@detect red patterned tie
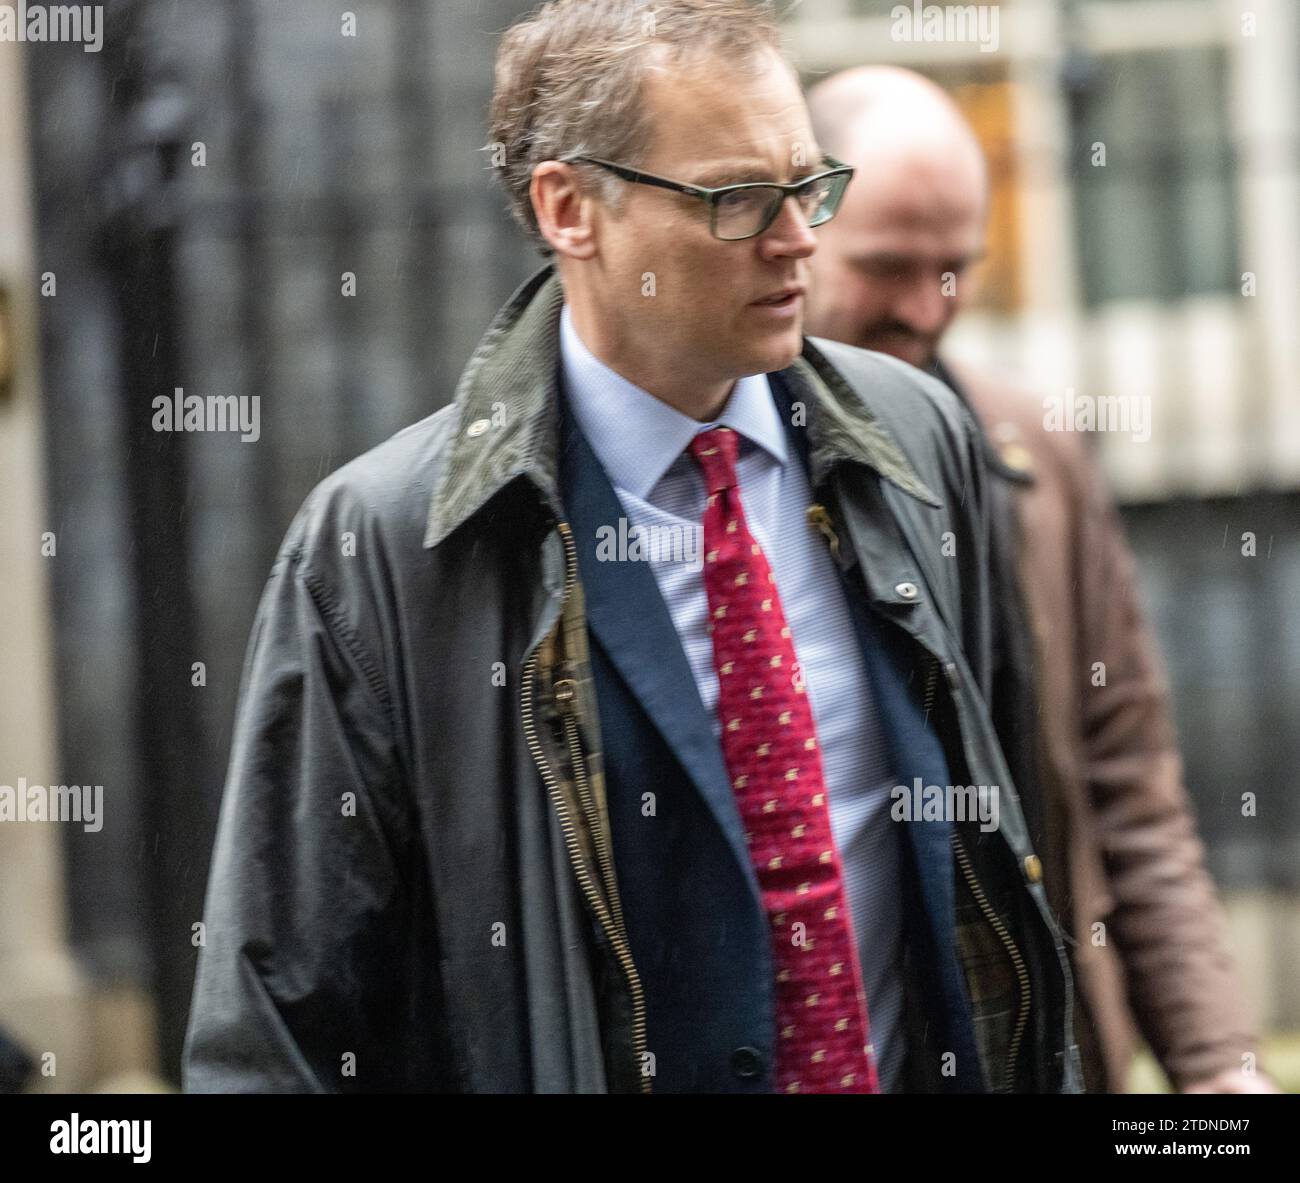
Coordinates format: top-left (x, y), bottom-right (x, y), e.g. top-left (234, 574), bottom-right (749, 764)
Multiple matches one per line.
top-left (689, 426), bottom-right (880, 1094)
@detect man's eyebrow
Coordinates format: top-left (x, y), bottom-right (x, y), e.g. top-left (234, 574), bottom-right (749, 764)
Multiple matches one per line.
top-left (849, 250), bottom-right (988, 269)
top-left (689, 157), bottom-right (826, 188)
top-left (848, 251), bottom-right (915, 269)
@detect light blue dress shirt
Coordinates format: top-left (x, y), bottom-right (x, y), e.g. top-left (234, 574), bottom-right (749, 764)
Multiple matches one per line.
top-left (558, 303), bottom-right (907, 1090)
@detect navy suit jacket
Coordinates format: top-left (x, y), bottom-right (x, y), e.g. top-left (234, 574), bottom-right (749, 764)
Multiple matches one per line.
top-left (558, 370), bottom-right (985, 1093)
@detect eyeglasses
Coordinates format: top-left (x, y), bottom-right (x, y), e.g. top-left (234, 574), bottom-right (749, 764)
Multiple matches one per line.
top-left (563, 154), bottom-right (856, 241)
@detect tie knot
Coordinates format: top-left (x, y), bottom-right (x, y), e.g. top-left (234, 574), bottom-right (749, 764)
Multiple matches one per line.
top-left (688, 427), bottom-right (741, 496)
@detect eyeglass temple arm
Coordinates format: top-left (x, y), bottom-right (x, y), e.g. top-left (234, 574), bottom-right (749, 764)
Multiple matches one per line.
top-left (567, 156), bottom-right (710, 199)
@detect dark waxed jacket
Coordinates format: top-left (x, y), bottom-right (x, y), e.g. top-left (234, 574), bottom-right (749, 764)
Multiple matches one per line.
top-left (181, 265), bottom-right (1084, 1093)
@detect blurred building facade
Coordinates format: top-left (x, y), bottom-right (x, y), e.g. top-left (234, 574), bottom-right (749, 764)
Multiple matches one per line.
top-left (0, 31), bottom-right (96, 1094)
top-left (12, 0), bottom-right (544, 1088)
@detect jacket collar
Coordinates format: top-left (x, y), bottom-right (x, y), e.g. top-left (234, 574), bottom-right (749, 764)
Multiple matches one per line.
top-left (931, 356), bottom-right (1035, 488)
top-left (425, 263), bottom-right (937, 549)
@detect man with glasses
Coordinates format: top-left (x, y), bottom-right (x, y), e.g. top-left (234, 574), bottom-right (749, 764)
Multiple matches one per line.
top-left (184, 0), bottom-right (1082, 1094)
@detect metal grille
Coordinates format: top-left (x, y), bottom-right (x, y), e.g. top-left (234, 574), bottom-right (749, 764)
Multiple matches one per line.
top-left (28, 0), bottom-right (538, 1079)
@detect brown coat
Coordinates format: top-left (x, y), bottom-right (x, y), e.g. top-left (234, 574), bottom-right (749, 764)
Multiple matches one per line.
top-left (948, 359), bottom-right (1258, 1092)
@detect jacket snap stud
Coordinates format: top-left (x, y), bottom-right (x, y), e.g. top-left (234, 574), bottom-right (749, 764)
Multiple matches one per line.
top-left (894, 581), bottom-right (919, 600)
top-left (466, 418), bottom-right (492, 438)
top-left (730, 1046), bottom-right (764, 1079)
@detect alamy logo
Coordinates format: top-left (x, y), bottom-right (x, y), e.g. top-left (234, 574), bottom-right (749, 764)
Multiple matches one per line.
top-left (50, 1114), bottom-right (150, 1163)
top-left (0, 3), bottom-right (103, 52)
top-left (890, 777), bottom-right (1000, 833)
top-left (594, 517), bottom-right (703, 572)
top-left (1043, 388), bottom-right (1152, 443)
top-left (890, 3), bottom-right (1001, 54)
top-left (0, 778), bottom-right (102, 832)
top-left (152, 387), bottom-right (261, 443)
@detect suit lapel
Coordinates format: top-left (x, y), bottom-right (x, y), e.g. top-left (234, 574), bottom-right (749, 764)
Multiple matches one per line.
top-left (558, 397), bottom-right (759, 897)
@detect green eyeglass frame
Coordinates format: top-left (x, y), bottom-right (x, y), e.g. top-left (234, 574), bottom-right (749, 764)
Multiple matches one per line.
top-left (563, 154), bottom-right (856, 241)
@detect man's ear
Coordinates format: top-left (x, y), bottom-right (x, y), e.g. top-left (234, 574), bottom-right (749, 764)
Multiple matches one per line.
top-left (531, 162), bottom-right (598, 260)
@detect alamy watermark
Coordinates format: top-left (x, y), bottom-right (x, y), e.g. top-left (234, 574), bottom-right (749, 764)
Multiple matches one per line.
top-left (0, 3), bottom-right (103, 52)
top-left (891, 777), bottom-right (1000, 833)
top-left (50, 1114), bottom-right (150, 1163)
top-left (152, 387), bottom-right (261, 443)
top-left (1043, 388), bottom-right (1152, 443)
top-left (890, 3), bottom-right (1000, 54)
top-left (1, 778), bottom-right (102, 832)
top-left (595, 517), bottom-right (703, 572)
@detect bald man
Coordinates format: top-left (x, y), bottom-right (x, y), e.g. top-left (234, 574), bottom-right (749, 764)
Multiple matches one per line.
top-left (804, 66), bottom-right (1274, 1095)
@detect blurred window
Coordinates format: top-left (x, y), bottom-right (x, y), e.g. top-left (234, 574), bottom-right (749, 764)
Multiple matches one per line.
top-left (951, 78), bottom-right (1021, 314)
top-left (1070, 47), bottom-right (1239, 305)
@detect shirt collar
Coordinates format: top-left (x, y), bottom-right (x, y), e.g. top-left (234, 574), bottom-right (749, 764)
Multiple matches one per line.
top-left (559, 302), bottom-right (788, 500)
top-left (424, 264), bottom-right (940, 552)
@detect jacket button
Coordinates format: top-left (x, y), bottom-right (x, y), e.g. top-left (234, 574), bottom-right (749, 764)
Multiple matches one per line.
top-left (894, 581), bottom-right (919, 600)
top-left (1023, 854), bottom-right (1043, 884)
top-left (730, 1046), bottom-right (764, 1079)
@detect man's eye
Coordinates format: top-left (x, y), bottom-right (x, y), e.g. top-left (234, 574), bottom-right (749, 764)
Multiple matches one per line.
top-left (855, 259), bottom-right (906, 279)
top-left (717, 189), bottom-right (768, 208)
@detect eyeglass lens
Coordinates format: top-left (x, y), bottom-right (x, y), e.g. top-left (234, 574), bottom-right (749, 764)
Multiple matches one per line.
top-left (713, 174), bottom-right (844, 240)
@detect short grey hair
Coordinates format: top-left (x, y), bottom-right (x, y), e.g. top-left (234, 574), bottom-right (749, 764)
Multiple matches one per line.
top-left (488, 0), bottom-right (785, 254)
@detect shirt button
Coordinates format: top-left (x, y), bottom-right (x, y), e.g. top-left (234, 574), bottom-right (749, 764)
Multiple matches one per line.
top-left (466, 418), bottom-right (492, 438)
top-left (730, 1046), bottom-right (765, 1080)
top-left (894, 581), bottom-right (919, 600)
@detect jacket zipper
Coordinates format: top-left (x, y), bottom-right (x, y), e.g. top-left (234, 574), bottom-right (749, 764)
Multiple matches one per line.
top-left (552, 524), bottom-right (636, 952)
top-left (928, 649), bottom-right (1033, 1092)
top-left (812, 498), bottom-right (1033, 1093)
top-left (951, 826), bottom-right (1033, 1092)
top-left (922, 652), bottom-right (938, 723)
top-left (519, 521), bottom-right (650, 1094)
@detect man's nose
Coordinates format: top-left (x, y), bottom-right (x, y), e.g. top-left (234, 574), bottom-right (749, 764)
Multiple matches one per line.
top-left (892, 277), bottom-right (952, 336)
top-left (758, 195), bottom-right (817, 259)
